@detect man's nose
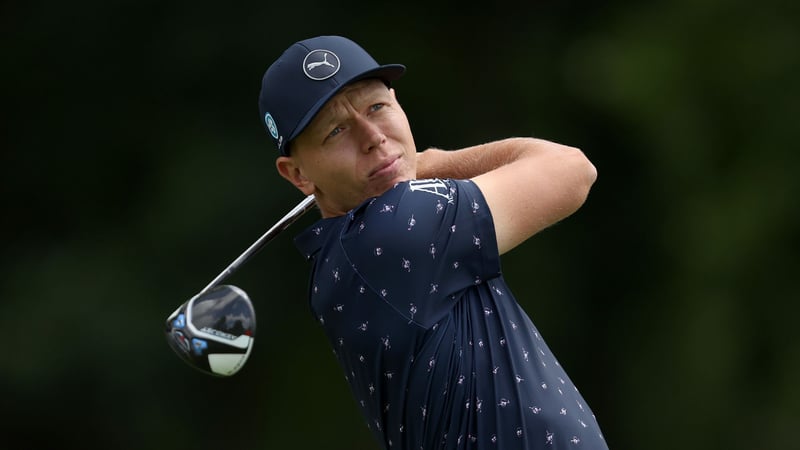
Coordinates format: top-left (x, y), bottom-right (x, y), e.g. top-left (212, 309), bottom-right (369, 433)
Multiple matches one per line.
top-left (354, 116), bottom-right (386, 153)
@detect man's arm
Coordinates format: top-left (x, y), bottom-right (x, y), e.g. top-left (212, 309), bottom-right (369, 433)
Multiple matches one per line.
top-left (415, 137), bottom-right (597, 255)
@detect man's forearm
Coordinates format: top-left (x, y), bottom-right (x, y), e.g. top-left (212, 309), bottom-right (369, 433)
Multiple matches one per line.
top-left (415, 137), bottom-right (554, 180)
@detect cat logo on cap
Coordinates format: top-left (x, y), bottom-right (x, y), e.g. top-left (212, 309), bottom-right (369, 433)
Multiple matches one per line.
top-left (303, 49), bottom-right (340, 81)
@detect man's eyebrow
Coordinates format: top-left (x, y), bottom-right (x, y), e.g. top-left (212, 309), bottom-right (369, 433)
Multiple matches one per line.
top-left (310, 100), bottom-right (343, 130)
top-left (312, 86), bottom-right (389, 132)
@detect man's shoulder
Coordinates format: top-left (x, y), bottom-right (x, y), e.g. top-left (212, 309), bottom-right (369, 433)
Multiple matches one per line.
top-left (376, 178), bottom-right (476, 206)
top-left (356, 179), bottom-right (453, 217)
top-left (406, 178), bottom-right (455, 202)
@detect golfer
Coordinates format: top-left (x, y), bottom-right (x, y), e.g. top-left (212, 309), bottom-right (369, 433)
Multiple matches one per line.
top-left (259, 35), bottom-right (608, 449)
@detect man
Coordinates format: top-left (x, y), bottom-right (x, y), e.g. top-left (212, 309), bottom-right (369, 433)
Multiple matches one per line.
top-left (258, 35), bottom-right (607, 449)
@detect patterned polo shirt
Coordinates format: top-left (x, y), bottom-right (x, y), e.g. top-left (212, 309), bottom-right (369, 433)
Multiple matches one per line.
top-left (294, 178), bottom-right (607, 449)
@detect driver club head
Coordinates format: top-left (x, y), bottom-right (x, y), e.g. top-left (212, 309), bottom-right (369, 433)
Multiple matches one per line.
top-left (165, 285), bottom-right (256, 377)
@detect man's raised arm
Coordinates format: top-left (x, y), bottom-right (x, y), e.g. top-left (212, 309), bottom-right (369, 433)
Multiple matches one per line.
top-left (416, 137), bottom-right (597, 254)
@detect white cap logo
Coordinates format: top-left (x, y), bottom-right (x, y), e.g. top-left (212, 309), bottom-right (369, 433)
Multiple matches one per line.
top-left (303, 49), bottom-right (340, 81)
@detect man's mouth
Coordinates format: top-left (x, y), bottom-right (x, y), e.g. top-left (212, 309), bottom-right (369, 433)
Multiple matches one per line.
top-left (368, 155), bottom-right (400, 178)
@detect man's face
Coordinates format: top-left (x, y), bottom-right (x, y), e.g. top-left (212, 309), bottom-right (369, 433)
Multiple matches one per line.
top-left (280, 79), bottom-right (417, 217)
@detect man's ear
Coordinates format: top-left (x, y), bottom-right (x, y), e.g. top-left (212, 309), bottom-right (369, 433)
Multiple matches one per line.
top-left (276, 156), bottom-right (315, 196)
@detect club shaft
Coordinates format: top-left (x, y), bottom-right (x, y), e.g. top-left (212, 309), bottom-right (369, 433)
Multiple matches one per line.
top-left (198, 194), bottom-right (316, 296)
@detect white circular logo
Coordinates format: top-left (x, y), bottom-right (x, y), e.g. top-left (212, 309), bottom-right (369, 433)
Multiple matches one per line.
top-left (302, 49), bottom-right (340, 81)
top-left (264, 113), bottom-right (278, 139)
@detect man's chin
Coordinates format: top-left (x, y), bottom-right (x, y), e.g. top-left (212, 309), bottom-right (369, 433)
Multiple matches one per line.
top-left (372, 176), bottom-right (411, 196)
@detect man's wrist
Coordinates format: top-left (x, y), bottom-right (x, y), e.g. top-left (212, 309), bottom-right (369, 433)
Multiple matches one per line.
top-left (415, 148), bottom-right (446, 179)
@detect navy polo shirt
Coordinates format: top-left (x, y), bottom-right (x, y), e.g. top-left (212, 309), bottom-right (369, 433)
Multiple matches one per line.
top-left (295, 178), bottom-right (607, 449)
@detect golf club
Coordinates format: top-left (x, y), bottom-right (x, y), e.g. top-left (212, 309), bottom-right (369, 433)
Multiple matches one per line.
top-left (165, 194), bottom-right (316, 376)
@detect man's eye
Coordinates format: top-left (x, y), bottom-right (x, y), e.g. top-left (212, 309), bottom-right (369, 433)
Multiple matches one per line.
top-left (328, 126), bottom-right (342, 138)
top-left (370, 103), bottom-right (384, 112)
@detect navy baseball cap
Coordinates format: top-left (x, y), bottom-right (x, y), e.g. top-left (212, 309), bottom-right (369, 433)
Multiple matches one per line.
top-left (258, 35), bottom-right (406, 156)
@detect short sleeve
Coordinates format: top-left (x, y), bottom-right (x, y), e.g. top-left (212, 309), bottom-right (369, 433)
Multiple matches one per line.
top-left (339, 178), bottom-right (501, 327)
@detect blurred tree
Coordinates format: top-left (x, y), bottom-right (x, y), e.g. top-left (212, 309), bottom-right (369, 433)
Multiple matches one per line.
top-left (2, 0), bottom-right (797, 449)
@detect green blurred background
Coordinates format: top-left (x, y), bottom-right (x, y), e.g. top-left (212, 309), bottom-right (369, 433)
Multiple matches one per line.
top-left (3, 0), bottom-right (799, 448)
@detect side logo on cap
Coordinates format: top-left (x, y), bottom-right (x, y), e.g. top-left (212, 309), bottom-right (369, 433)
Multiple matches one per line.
top-left (264, 113), bottom-right (279, 139)
top-left (303, 49), bottom-right (340, 81)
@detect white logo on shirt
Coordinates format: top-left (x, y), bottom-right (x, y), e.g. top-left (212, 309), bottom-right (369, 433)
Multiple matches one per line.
top-left (409, 179), bottom-right (453, 201)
